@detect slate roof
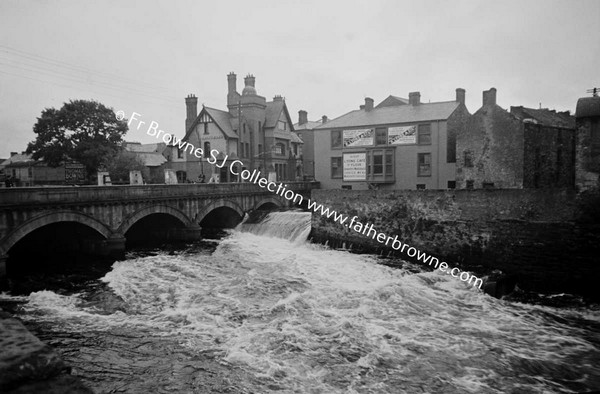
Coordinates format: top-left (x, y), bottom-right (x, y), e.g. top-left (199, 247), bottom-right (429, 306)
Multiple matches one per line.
top-left (293, 120), bottom-right (322, 130)
top-left (511, 106), bottom-right (575, 129)
top-left (315, 101), bottom-right (461, 129)
top-left (204, 107), bottom-right (238, 138)
top-left (265, 100), bottom-right (284, 128)
top-left (125, 142), bottom-right (166, 153)
top-left (290, 132), bottom-right (303, 143)
top-left (134, 152), bottom-right (167, 167)
top-left (0, 153), bottom-right (33, 167)
top-left (376, 95), bottom-right (409, 108)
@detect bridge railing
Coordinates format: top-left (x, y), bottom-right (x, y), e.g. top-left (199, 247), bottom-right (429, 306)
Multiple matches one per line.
top-left (0, 181), bottom-right (320, 207)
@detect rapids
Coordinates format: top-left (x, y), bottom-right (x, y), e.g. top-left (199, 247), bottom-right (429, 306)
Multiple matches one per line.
top-left (1, 211), bottom-right (599, 393)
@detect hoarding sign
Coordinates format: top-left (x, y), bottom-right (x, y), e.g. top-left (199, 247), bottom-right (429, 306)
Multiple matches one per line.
top-left (388, 125), bottom-right (417, 145)
top-left (65, 163), bottom-right (86, 183)
top-left (343, 129), bottom-right (373, 147)
top-left (343, 152), bottom-right (366, 181)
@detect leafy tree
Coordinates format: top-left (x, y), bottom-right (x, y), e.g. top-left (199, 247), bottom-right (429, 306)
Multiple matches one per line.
top-left (104, 149), bottom-right (149, 184)
top-left (26, 100), bottom-right (128, 179)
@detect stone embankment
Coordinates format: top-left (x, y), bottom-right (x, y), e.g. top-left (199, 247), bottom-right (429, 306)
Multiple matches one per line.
top-left (309, 188), bottom-right (600, 300)
top-left (0, 310), bottom-right (92, 393)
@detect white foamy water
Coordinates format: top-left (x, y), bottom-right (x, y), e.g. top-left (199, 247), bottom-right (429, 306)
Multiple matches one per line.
top-left (6, 212), bottom-right (600, 393)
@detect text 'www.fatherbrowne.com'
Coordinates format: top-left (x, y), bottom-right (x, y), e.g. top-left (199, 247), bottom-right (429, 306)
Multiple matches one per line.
top-left (117, 110), bottom-right (483, 289)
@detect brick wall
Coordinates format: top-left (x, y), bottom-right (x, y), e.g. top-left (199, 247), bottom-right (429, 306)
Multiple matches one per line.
top-left (309, 189), bottom-right (600, 300)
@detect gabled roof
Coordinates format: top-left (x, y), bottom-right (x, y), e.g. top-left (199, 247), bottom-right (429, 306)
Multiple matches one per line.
top-left (1, 153), bottom-right (32, 167)
top-left (315, 101), bottom-right (460, 129)
top-left (290, 132), bottom-right (303, 143)
top-left (265, 100), bottom-right (295, 131)
top-left (510, 106), bottom-right (575, 129)
top-left (376, 95), bottom-right (409, 108)
top-left (183, 106), bottom-right (238, 143)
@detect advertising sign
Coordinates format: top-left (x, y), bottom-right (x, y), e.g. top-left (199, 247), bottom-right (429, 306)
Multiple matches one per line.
top-left (65, 162), bottom-right (86, 183)
top-left (343, 152), bottom-right (366, 181)
top-left (343, 129), bottom-right (373, 147)
top-left (388, 125), bottom-right (417, 145)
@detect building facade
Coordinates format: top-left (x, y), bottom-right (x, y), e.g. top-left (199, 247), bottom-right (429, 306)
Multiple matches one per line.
top-left (293, 110), bottom-right (328, 180)
top-left (165, 73), bottom-right (303, 183)
top-left (575, 95), bottom-right (600, 192)
top-left (312, 89), bottom-right (470, 190)
top-left (456, 88), bottom-right (576, 189)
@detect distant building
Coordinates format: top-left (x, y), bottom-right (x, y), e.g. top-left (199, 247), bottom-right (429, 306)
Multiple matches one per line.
top-left (165, 73), bottom-right (303, 183)
top-left (124, 142), bottom-right (167, 183)
top-left (456, 88), bottom-right (576, 189)
top-left (293, 111), bottom-right (328, 180)
top-left (312, 89), bottom-right (470, 190)
top-left (0, 152), bottom-right (85, 186)
top-left (575, 95), bottom-right (600, 192)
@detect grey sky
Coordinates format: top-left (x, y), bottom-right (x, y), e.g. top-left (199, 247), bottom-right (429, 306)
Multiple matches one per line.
top-left (1, 0), bottom-right (598, 158)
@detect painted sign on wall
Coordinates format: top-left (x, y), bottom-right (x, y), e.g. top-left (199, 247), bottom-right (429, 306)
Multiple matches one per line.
top-left (343, 129), bottom-right (373, 147)
top-left (343, 152), bottom-right (366, 181)
top-left (388, 125), bottom-right (417, 145)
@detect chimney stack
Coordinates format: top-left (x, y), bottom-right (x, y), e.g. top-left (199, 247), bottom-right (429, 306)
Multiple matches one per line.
top-left (483, 88), bottom-right (497, 107)
top-left (456, 88), bottom-right (466, 105)
top-left (10, 152), bottom-right (17, 157)
top-left (273, 95), bottom-right (283, 102)
top-left (244, 74), bottom-right (256, 88)
top-left (409, 91), bottom-right (421, 106)
top-left (185, 94), bottom-right (198, 132)
top-left (365, 97), bottom-right (374, 112)
top-left (360, 104), bottom-right (365, 110)
top-left (322, 115), bottom-right (328, 124)
top-left (298, 110), bottom-right (308, 125)
top-left (227, 72), bottom-right (237, 95)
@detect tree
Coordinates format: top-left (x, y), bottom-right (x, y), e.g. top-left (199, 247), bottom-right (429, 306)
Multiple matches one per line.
top-left (104, 149), bottom-right (149, 184)
top-left (26, 100), bottom-right (128, 179)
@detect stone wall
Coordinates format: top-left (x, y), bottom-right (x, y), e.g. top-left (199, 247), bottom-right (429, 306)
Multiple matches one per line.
top-left (309, 189), bottom-right (600, 300)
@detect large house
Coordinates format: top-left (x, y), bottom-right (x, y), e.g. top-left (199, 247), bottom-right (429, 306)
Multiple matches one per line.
top-left (165, 73), bottom-right (303, 183)
top-left (311, 89), bottom-right (470, 190)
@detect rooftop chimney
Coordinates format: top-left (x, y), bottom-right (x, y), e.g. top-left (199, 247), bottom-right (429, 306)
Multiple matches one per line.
top-left (483, 88), bottom-right (497, 107)
top-left (185, 94), bottom-right (198, 132)
top-left (273, 95), bottom-right (283, 102)
top-left (365, 97), bottom-right (374, 112)
top-left (10, 152), bottom-right (17, 157)
top-left (227, 72), bottom-right (237, 95)
top-left (360, 104), bottom-right (365, 110)
top-left (409, 92), bottom-right (421, 106)
top-left (298, 110), bottom-right (308, 125)
top-left (456, 88), bottom-right (466, 105)
top-left (322, 115), bottom-right (328, 124)
top-left (244, 74), bottom-right (256, 87)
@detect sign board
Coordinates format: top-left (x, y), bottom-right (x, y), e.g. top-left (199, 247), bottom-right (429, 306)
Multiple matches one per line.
top-left (343, 129), bottom-right (373, 147)
top-left (129, 170), bottom-right (143, 185)
top-left (65, 163), bottom-right (86, 183)
top-left (97, 171), bottom-right (112, 186)
top-left (388, 125), bottom-right (417, 145)
top-left (343, 152), bottom-right (366, 181)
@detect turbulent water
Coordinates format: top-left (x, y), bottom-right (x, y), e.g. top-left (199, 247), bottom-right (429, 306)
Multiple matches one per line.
top-left (2, 212), bottom-right (600, 393)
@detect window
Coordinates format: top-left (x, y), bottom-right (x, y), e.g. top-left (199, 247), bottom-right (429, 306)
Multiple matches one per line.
top-left (176, 170), bottom-right (187, 183)
top-left (416, 184), bottom-right (426, 190)
top-left (331, 157), bottom-right (342, 178)
top-left (246, 143), bottom-right (250, 158)
top-left (375, 128), bottom-right (387, 145)
top-left (27, 166), bottom-right (33, 178)
top-left (204, 123), bottom-right (209, 134)
top-left (447, 130), bottom-right (456, 163)
top-left (341, 185), bottom-right (352, 190)
top-left (417, 153), bottom-right (432, 176)
top-left (463, 150), bottom-right (473, 167)
top-left (204, 142), bottom-right (211, 156)
top-left (483, 182), bottom-right (495, 189)
top-left (466, 180), bottom-right (474, 189)
top-left (418, 124), bottom-right (431, 145)
top-left (366, 148), bottom-right (395, 182)
top-left (177, 148), bottom-right (184, 159)
top-left (258, 144), bottom-right (263, 156)
top-left (274, 143), bottom-right (285, 155)
top-left (331, 130), bottom-right (342, 149)
top-left (447, 180), bottom-right (456, 189)
top-left (243, 124), bottom-right (246, 134)
top-left (278, 121), bottom-right (287, 130)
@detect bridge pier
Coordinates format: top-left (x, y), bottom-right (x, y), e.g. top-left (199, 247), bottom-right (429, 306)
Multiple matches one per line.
top-left (104, 234), bottom-right (126, 259)
top-left (168, 224), bottom-right (203, 242)
top-left (0, 254), bottom-right (6, 284)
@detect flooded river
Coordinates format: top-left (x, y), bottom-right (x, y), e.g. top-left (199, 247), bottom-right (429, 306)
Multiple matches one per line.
top-left (1, 212), bottom-right (599, 393)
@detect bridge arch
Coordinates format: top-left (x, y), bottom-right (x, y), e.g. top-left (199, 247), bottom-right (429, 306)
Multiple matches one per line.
top-left (253, 196), bottom-right (285, 211)
top-left (118, 205), bottom-right (193, 235)
top-left (0, 211), bottom-right (113, 256)
top-left (196, 199), bottom-right (245, 228)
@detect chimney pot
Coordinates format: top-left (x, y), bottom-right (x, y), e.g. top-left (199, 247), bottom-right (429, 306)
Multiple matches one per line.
top-left (322, 115), bottom-right (328, 124)
top-left (298, 110), bottom-right (308, 125)
top-left (365, 97), bottom-right (374, 112)
top-left (227, 72), bottom-right (237, 95)
top-left (409, 91), bottom-right (421, 106)
top-left (483, 88), bottom-right (497, 107)
top-left (456, 88), bottom-right (466, 105)
top-left (360, 104), bottom-right (365, 110)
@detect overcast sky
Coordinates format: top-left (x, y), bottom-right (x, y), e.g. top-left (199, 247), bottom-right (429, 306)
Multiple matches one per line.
top-left (1, 0), bottom-right (598, 158)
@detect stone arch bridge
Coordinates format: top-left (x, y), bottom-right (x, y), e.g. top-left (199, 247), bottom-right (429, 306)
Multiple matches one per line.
top-left (0, 182), bottom-right (318, 279)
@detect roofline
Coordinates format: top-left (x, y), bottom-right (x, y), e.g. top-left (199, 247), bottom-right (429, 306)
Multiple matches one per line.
top-left (184, 106), bottom-right (238, 142)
